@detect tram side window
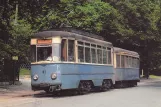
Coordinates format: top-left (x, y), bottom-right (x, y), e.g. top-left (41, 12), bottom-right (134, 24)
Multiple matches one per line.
top-left (61, 39), bottom-right (67, 61)
top-left (131, 57), bottom-right (134, 67)
top-left (116, 55), bottom-right (120, 67)
top-left (133, 58), bottom-right (135, 68)
top-left (103, 49), bottom-right (107, 64)
top-left (85, 47), bottom-right (91, 63)
top-left (129, 57), bottom-right (132, 67)
top-left (97, 46), bottom-right (102, 64)
top-left (91, 48), bottom-right (96, 63)
top-left (137, 58), bottom-right (140, 68)
top-left (68, 40), bottom-right (75, 62)
top-left (125, 56), bottom-right (128, 68)
top-left (78, 46), bottom-right (84, 62)
top-left (121, 55), bottom-right (125, 67)
top-left (131, 57), bottom-right (133, 67)
top-left (107, 48), bottom-right (111, 64)
top-left (133, 57), bottom-right (136, 68)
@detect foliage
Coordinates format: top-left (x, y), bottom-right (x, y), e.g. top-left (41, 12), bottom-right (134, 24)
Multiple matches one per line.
top-left (0, 0), bottom-right (161, 74)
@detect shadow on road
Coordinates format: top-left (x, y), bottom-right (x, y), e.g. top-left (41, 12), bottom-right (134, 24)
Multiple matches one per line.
top-left (32, 88), bottom-right (117, 99)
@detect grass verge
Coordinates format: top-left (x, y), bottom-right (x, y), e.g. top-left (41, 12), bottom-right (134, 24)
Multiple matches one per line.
top-left (19, 68), bottom-right (30, 75)
top-left (150, 75), bottom-right (161, 79)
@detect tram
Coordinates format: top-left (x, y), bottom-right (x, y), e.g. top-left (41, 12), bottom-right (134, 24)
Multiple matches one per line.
top-left (113, 47), bottom-right (140, 87)
top-left (30, 29), bottom-right (140, 94)
top-left (30, 29), bottom-right (115, 94)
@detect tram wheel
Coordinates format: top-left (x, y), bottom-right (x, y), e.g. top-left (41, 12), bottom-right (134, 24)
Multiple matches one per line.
top-left (101, 80), bottom-right (111, 91)
top-left (78, 81), bottom-right (91, 95)
top-left (44, 89), bottom-right (51, 94)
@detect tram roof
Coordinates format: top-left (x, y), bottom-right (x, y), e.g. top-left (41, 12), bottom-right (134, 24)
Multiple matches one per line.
top-left (114, 47), bottom-right (139, 58)
top-left (34, 28), bottom-right (112, 46)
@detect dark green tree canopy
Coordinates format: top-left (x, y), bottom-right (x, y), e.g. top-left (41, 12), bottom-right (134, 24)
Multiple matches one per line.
top-left (0, 0), bottom-right (161, 74)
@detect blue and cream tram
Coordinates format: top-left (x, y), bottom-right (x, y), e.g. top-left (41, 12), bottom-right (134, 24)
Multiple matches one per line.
top-left (30, 29), bottom-right (115, 93)
top-left (113, 47), bottom-right (140, 87)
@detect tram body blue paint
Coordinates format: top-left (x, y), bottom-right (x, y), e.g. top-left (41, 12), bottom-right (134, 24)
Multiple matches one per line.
top-left (31, 63), bottom-right (114, 89)
top-left (115, 68), bottom-right (140, 81)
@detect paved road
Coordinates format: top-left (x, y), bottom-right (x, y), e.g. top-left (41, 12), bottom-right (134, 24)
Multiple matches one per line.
top-left (1, 79), bottom-right (161, 107)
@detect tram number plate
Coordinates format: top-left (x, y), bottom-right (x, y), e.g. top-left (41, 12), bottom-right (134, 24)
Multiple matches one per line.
top-left (40, 83), bottom-right (49, 87)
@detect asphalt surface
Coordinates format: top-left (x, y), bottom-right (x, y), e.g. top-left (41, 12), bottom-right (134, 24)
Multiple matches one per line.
top-left (1, 79), bottom-right (161, 107)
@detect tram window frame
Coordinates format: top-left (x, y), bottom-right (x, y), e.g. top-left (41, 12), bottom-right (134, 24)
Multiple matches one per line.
top-left (85, 42), bottom-right (91, 63)
top-left (133, 57), bottom-right (136, 68)
top-left (91, 44), bottom-right (96, 48)
top-left (78, 45), bottom-right (84, 63)
top-left (137, 58), bottom-right (139, 68)
top-left (121, 55), bottom-right (125, 68)
top-left (129, 57), bottom-right (132, 68)
top-left (91, 46), bottom-right (97, 63)
top-left (61, 38), bottom-right (75, 62)
top-left (125, 56), bottom-right (129, 68)
top-left (68, 39), bottom-right (75, 62)
top-left (61, 39), bottom-right (67, 61)
top-left (107, 48), bottom-right (111, 64)
top-left (36, 45), bottom-right (52, 62)
top-left (31, 45), bottom-right (36, 62)
top-left (78, 41), bottom-right (84, 46)
top-left (116, 54), bottom-right (121, 68)
top-left (131, 57), bottom-right (133, 68)
top-left (103, 47), bottom-right (107, 64)
top-left (97, 45), bottom-right (103, 64)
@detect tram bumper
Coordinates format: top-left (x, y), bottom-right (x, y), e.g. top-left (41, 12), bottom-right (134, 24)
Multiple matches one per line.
top-left (31, 83), bottom-right (61, 91)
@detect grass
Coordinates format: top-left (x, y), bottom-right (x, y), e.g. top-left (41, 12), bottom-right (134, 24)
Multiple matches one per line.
top-left (149, 75), bottom-right (161, 79)
top-left (19, 68), bottom-right (31, 75)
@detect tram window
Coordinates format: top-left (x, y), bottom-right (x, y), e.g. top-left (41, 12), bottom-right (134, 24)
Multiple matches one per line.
top-left (37, 46), bottom-right (52, 61)
top-left (61, 39), bottom-right (67, 61)
top-left (103, 47), bottom-right (106, 49)
top-left (85, 47), bottom-right (91, 63)
top-left (78, 41), bottom-right (84, 45)
top-left (107, 51), bottom-right (111, 64)
top-left (129, 57), bottom-right (132, 67)
top-left (68, 40), bottom-right (75, 62)
top-left (107, 48), bottom-right (111, 50)
top-left (103, 50), bottom-right (107, 64)
top-left (132, 57), bottom-right (135, 68)
top-left (134, 58), bottom-right (137, 68)
top-left (137, 58), bottom-right (139, 68)
top-left (31, 45), bottom-right (36, 62)
top-left (121, 55), bottom-right (125, 67)
top-left (78, 46), bottom-right (84, 62)
top-left (97, 49), bottom-right (102, 64)
top-left (91, 48), bottom-right (96, 63)
top-left (85, 43), bottom-right (90, 46)
top-left (116, 55), bottom-right (120, 67)
top-left (131, 57), bottom-right (134, 67)
top-left (125, 56), bottom-right (128, 67)
top-left (97, 45), bottom-right (102, 49)
top-left (91, 44), bottom-right (96, 47)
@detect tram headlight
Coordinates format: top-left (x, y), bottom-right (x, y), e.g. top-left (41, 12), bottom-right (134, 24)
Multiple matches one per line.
top-left (33, 74), bottom-right (38, 81)
top-left (51, 73), bottom-right (57, 80)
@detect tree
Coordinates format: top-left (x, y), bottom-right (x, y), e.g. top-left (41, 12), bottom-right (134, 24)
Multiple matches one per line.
top-left (103, 0), bottom-right (161, 76)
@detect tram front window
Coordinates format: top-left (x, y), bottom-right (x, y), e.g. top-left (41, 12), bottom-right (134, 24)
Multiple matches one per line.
top-left (37, 47), bottom-right (52, 62)
top-left (31, 45), bottom-right (36, 62)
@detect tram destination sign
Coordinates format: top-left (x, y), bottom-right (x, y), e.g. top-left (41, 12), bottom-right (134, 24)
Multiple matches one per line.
top-left (37, 39), bottom-right (52, 44)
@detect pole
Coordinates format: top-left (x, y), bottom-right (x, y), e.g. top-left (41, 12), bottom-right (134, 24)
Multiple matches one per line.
top-left (14, 4), bottom-right (18, 25)
top-left (13, 61), bottom-right (15, 85)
